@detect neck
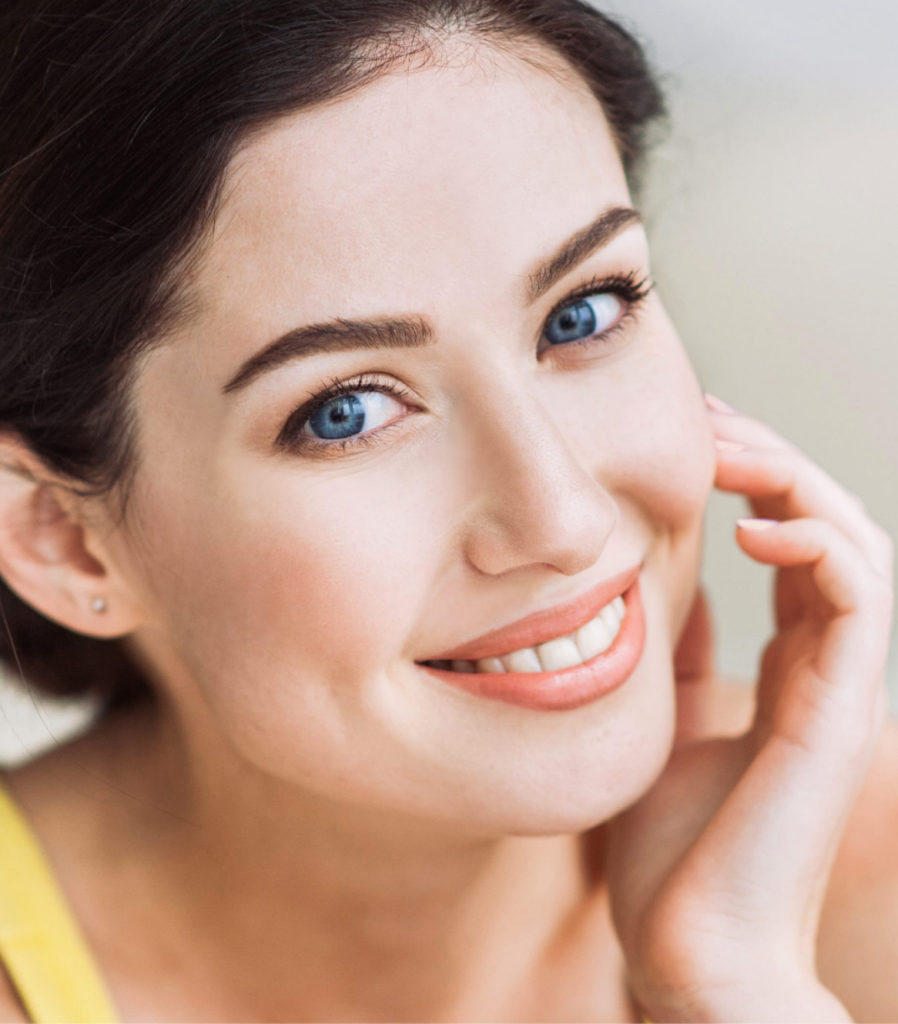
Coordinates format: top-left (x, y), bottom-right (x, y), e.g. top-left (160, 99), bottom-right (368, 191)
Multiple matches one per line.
top-left (45, 699), bottom-right (616, 1021)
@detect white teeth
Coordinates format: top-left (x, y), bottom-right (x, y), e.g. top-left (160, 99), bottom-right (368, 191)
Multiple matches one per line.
top-left (535, 636), bottom-right (584, 672)
top-left (501, 647), bottom-right (543, 673)
top-left (427, 593), bottom-right (627, 675)
top-left (599, 603), bottom-right (620, 635)
top-left (574, 616), bottom-right (614, 660)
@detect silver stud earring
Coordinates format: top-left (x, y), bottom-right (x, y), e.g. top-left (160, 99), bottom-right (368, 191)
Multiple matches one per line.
top-left (91, 597), bottom-right (107, 614)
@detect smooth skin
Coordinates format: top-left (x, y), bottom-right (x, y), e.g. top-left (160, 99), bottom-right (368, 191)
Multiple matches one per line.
top-left (0, 37), bottom-right (896, 1023)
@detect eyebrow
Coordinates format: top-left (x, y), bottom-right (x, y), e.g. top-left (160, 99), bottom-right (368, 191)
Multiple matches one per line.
top-left (222, 204), bottom-right (642, 395)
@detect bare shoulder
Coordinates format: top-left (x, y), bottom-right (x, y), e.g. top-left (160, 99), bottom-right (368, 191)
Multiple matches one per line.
top-left (0, 967), bottom-right (28, 1024)
top-left (711, 681), bottom-right (898, 1020)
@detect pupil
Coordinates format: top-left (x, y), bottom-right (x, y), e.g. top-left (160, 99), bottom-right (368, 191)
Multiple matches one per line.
top-left (546, 299), bottom-right (599, 346)
top-left (310, 394), bottom-right (366, 439)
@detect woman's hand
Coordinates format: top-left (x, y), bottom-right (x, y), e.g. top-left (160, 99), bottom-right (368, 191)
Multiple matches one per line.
top-left (605, 396), bottom-right (894, 1023)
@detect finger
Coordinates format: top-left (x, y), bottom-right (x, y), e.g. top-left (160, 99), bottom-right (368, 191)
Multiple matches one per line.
top-left (771, 565), bottom-right (816, 630)
top-left (736, 517), bottom-right (892, 705)
top-left (714, 443), bottom-right (892, 577)
top-left (706, 398), bottom-right (893, 574)
top-left (680, 518), bottom-right (891, 928)
top-left (704, 396), bottom-right (794, 452)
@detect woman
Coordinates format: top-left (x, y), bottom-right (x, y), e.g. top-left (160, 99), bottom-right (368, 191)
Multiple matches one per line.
top-left (0, 1), bottom-right (895, 1020)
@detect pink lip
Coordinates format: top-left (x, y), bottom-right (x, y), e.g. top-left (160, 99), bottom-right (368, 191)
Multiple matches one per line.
top-left (417, 577), bottom-right (646, 712)
top-left (420, 564), bottom-right (641, 662)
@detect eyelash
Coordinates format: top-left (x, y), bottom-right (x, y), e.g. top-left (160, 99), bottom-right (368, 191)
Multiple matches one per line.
top-left (276, 269), bottom-right (655, 456)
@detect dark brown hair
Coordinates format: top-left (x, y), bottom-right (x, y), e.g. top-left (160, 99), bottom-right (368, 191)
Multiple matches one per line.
top-left (0, 0), bottom-right (665, 710)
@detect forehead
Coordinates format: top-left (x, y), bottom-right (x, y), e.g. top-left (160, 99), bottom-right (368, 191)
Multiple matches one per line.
top-left (192, 40), bottom-right (631, 326)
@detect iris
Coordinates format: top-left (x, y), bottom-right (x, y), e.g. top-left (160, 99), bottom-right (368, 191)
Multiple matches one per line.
top-left (545, 293), bottom-right (620, 346)
top-left (308, 394), bottom-right (366, 439)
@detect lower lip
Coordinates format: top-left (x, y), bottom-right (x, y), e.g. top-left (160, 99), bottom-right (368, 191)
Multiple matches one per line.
top-left (416, 577), bottom-right (646, 712)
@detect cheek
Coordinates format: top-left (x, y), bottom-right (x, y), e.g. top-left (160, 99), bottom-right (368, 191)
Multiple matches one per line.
top-left (236, 475), bottom-right (437, 669)
top-left (612, 360), bottom-right (715, 528)
top-left (593, 329), bottom-right (716, 634)
top-left (125, 461), bottom-right (452, 797)
top-left (135, 456), bottom-right (446, 691)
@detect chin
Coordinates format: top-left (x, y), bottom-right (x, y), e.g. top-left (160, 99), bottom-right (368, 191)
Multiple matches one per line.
top-left (481, 743), bottom-right (674, 839)
top-left (453, 666), bottom-right (678, 840)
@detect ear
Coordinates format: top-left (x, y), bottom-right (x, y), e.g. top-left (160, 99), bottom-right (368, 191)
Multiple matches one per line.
top-left (0, 435), bottom-right (144, 639)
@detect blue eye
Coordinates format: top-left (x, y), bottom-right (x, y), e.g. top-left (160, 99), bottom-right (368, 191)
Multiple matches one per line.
top-left (303, 389), bottom-right (400, 441)
top-left (278, 273), bottom-right (652, 457)
top-left (544, 292), bottom-right (623, 346)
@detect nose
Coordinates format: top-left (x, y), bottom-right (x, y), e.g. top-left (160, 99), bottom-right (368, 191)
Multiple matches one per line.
top-left (461, 383), bottom-right (618, 578)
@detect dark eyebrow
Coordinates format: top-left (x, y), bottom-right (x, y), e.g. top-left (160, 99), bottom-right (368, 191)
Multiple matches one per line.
top-left (526, 205), bottom-right (642, 302)
top-left (222, 204), bottom-right (642, 395)
top-left (223, 317), bottom-right (432, 394)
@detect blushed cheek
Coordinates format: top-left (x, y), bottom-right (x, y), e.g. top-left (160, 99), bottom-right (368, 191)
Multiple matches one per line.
top-left (156, 466), bottom-right (445, 700)
top-left (620, 381), bottom-right (715, 525)
top-left (604, 341), bottom-right (716, 634)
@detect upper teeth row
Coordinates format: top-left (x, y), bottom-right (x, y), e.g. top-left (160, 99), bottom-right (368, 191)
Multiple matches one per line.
top-left (433, 595), bottom-right (625, 675)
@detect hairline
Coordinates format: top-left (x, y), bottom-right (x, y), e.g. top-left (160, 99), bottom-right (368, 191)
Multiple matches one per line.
top-left (108, 27), bottom-right (622, 524)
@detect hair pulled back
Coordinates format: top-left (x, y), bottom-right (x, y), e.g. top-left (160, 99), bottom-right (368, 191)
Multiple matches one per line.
top-left (0, 0), bottom-right (665, 709)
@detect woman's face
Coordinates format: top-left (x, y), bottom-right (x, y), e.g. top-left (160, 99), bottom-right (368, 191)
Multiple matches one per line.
top-left (116, 41), bottom-right (715, 835)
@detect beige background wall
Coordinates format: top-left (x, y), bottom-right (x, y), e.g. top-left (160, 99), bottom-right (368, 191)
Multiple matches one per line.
top-left (2, 1), bottom-right (897, 763)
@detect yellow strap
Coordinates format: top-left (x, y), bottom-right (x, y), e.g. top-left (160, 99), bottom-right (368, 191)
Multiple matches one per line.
top-left (0, 778), bottom-right (118, 1023)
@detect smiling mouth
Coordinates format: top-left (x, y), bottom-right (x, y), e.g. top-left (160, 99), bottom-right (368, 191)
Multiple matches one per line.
top-left (414, 576), bottom-right (646, 713)
top-left (420, 593), bottom-right (625, 675)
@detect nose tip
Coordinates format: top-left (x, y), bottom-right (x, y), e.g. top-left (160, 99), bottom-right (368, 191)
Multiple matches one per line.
top-left (462, 411), bottom-right (618, 579)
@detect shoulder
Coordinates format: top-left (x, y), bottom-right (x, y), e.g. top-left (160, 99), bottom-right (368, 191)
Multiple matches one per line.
top-left (711, 682), bottom-right (898, 1020)
top-left (0, 969), bottom-right (28, 1023)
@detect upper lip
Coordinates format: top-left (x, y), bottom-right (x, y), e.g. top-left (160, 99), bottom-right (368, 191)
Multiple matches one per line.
top-left (420, 563), bottom-right (641, 662)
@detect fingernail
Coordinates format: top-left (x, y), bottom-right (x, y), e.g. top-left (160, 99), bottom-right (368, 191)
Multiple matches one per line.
top-left (736, 517), bottom-right (778, 531)
top-left (704, 393), bottom-right (738, 414)
top-left (714, 439), bottom-right (746, 453)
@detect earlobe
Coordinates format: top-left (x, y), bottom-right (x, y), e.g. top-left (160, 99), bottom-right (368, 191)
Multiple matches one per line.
top-left (0, 436), bottom-right (143, 639)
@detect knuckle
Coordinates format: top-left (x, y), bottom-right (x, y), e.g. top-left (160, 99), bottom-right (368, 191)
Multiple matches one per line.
top-left (809, 517), bottom-right (841, 548)
top-left (766, 447), bottom-right (798, 486)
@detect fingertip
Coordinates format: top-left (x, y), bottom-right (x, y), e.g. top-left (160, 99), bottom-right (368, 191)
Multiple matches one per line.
top-left (704, 393), bottom-right (739, 414)
top-left (736, 517), bottom-right (778, 532)
top-left (714, 439), bottom-right (747, 453)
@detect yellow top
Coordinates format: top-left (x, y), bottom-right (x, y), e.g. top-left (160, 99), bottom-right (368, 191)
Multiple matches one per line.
top-left (0, 774), bottom-right (653, 1024)
top-left (0, 777), bottom-right (118, 1023)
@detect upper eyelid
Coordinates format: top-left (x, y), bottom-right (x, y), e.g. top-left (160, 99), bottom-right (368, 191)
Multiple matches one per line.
top-left (540, 272), bottom-right (652, 334)
top-left (547, 267), bottom-right (648, 304)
